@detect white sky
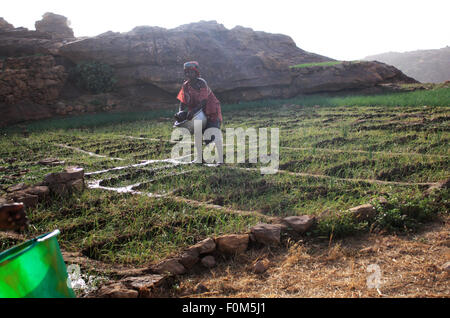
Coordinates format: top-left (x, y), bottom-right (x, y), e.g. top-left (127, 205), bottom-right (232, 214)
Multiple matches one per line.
top-left (2, 0), bottom-right (449, 60)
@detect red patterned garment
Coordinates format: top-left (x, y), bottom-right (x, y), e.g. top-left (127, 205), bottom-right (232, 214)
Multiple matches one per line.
top-left (177, 78), bottom-right (223, 122)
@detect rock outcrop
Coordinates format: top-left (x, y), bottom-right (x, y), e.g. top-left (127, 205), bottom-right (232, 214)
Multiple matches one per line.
top-left (58, 21), bottom-right (331, 98)
top-left (364, 46), bottom-right (450, 83)
top-left (0, 17), bottom-right (14, 30)
top-left (0, 17), bottom-right (419, 127)
top-left (43, 166), bottom-right (85, 195)
top-left (58, 21), bottom-right (417, 102)
top-left (35, 12), bottom-right (74, 39)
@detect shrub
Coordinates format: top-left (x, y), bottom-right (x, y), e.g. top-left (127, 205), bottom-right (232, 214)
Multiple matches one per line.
top-left (70, 61), bottom-right (117, 94)
top-left (371, 192), bottom-right (446, 233)
top-left (313, 211), bottom-right (368, 238)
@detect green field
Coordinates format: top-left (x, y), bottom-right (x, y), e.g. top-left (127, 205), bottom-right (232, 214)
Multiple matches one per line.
top-left (1, 88), bottom-right (449, 270)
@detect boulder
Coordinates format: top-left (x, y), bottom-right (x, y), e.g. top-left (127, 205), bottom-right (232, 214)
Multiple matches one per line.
top-left (152, 258), bottom-right (186, 275)
top-left (201, 256), bottom-right (216, 268)
top-left (44, 166), bottom-right (84, 184)
top-left (120, 274), bottom-right (165, 292)
top-left (281, 215), bottom-right (316, 233)
top-left (178, 250), bottom-right (199, 269)
top-left (250, 223), bottom-right (283, 245)
top-left (215, 234), bottom-right (249, 255)
top-left (349, 204), bottom-right (377, 220)
top-left (188, 237), bottom-right (216, 255)
top-left (35, 12), bottom-right (74, 39)
top-left (96, 282), bottom-right (138, 298)
top-left (252, 259), bottom-right (270, 274)
top-left (0, 18), bottom-right (14, 30)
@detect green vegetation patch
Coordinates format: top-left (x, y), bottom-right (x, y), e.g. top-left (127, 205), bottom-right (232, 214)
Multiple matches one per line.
top-left (0, 92), bottom-right (448, 267)
top-left (289, 61), bottom-right (344, 68)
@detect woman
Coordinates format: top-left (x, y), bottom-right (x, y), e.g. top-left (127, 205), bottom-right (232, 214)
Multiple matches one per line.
top-left (176, 61), bottom-right (222, 144)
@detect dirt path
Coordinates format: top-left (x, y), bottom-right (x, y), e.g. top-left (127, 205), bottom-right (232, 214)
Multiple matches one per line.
top-left (171, 216), bottom-right (450, 298)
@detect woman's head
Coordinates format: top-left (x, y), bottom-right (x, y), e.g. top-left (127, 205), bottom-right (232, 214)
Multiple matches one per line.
top-left (184, 61), bottom-right (200, 80)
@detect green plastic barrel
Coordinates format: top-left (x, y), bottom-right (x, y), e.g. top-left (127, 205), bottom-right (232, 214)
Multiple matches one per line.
top-left (0, 230), bottom-right (75, 298)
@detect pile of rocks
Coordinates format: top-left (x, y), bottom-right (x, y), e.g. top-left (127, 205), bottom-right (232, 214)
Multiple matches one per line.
top-left (94, 215), bottom-right (317, 298)
top-left (3, 183), bottom-right (49, 208)
top-left (1, 166), bottom-right (85, 208)
top-left (143, 217), bottom-right (316, 277)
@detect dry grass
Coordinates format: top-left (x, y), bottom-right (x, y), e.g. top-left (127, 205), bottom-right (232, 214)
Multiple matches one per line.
top-left (173, 215), bottom-right (450, 298)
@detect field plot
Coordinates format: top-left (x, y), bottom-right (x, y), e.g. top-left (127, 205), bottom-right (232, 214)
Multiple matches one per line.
top-left (0, 92), bottom-right (449, 296)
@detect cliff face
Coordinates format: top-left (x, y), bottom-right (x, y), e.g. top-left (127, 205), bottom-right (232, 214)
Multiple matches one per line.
top-left (364, 46), bottom-right (450, 83)
top-left (58, 21), bottom-right (332, 96)
top-left (0, 16), bottom-right (418, 126)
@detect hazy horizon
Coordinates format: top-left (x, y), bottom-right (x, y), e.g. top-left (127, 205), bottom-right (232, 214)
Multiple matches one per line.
top-left (2, 0), bottom-right (449, 61)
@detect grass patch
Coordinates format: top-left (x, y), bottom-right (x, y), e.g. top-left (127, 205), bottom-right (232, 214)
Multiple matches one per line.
top-left (289, 61), bottom-right (344, 68)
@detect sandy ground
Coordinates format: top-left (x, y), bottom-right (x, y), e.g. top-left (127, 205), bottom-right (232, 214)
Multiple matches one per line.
top-left (172, 216), bottom-right (450, 298)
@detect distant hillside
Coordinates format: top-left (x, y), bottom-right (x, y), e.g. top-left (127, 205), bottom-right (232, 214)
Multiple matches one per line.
top-left (364, 46), bottom-right (450, 83)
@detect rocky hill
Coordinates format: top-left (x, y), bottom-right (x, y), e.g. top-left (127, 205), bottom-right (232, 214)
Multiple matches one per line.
top-left (364, 46), bottom-right (450, 83)
top-left (0, 14), bottom-right (418, 126)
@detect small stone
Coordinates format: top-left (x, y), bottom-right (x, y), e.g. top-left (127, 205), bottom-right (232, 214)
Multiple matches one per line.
top-left (349, 204), bottom-right (376, 220)
top-left (215, 234), bottom-right (249, 255)
top-left (282, 215), bottom-right (316, 233)
top-left (250, 223), bottom-right (282, 245)
top-left (153, 258), bottom-right (186, 275)
top-left (359, 246), bottom-right (376, 254)
top-left (96, 282), bottom-right (138, 298)
top-left (201, 256), bottom-right (216, 268)
top-left (179, 251), bottom-right (199, 269)
top-left (194, 283), bottom-right (209, 294)
top-left (120, 275), bottom-right (165, 290)
top-left (441, 261), bottom-right (450, 272)
top-left (252, 259), bottom-right (269, 274)
top-left (189, 237), bottom-right (216, 255)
